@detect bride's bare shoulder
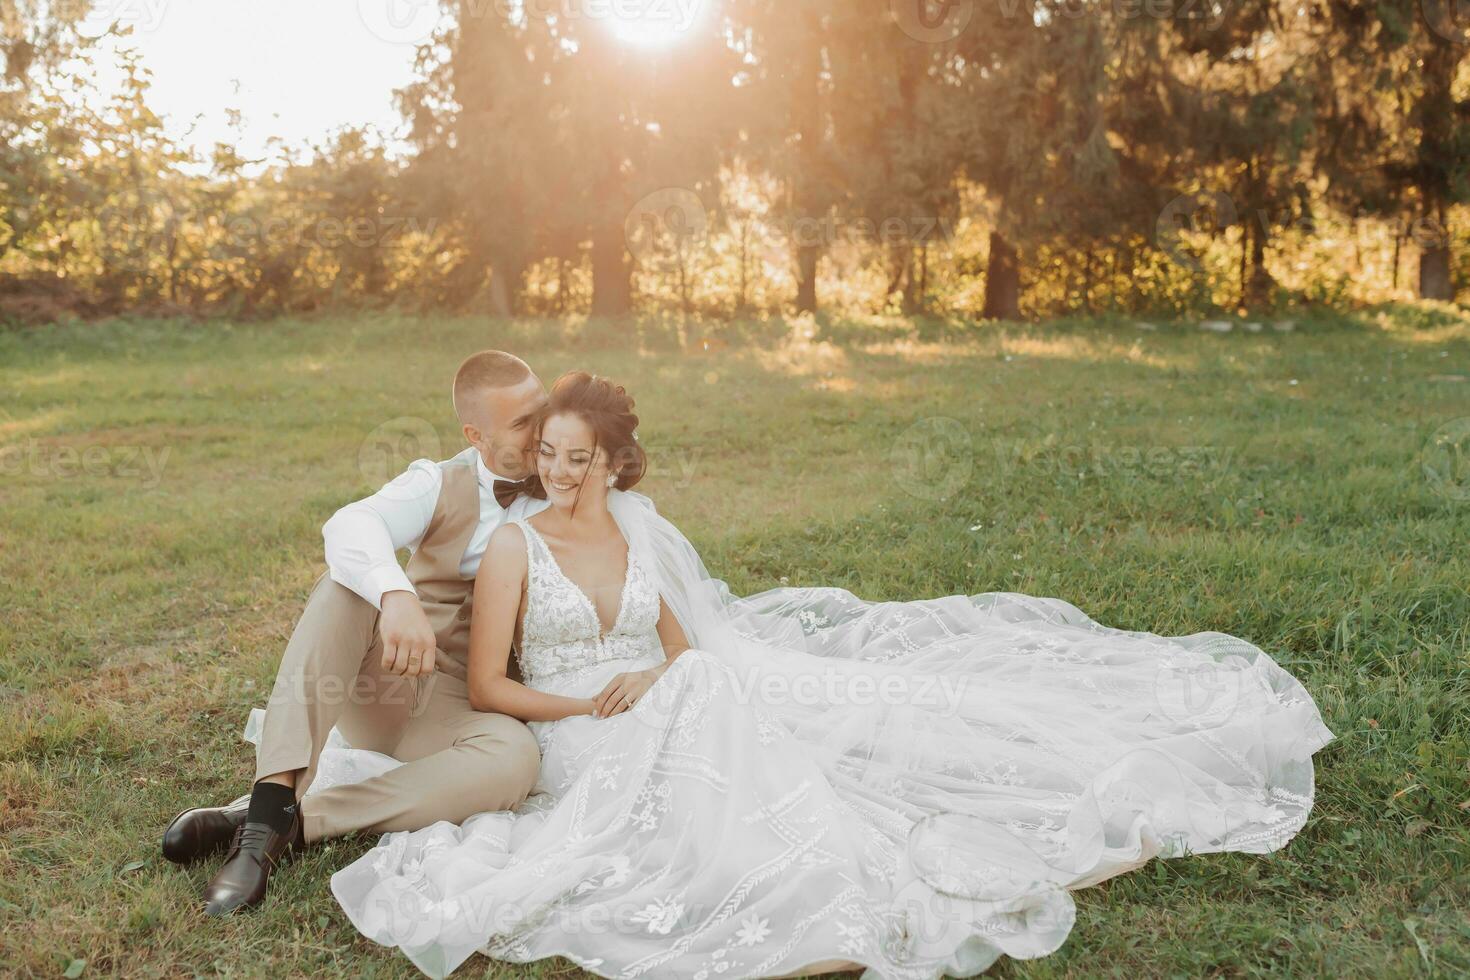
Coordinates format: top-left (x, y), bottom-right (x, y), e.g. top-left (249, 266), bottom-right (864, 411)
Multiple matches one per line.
top-left (484, 521), bottom-right (530, 573)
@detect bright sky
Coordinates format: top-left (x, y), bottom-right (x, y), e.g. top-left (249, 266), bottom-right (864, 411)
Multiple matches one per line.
top-left (82, 0), bottom-right (711, 164)
top-left (84, 0), bottom-right (427, 162)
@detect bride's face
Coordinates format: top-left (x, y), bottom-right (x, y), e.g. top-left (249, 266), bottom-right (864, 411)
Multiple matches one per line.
top-left (537, 412), bottom-right (611, 510)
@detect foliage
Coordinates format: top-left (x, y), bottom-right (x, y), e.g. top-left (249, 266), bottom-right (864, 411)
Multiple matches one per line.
top-left (2, 2), bottom-right (1470, 324)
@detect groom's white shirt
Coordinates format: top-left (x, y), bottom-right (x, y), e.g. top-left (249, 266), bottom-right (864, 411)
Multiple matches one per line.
top-left (322, 445), bottom-right (550, 609)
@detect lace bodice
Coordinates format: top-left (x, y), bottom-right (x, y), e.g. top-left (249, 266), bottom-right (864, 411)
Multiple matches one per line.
top-left (513, 518), bottom-right (664, 688)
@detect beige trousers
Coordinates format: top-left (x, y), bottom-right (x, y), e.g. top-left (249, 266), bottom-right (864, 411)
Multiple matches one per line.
top-left (252, 574), bottom-right (541, 844)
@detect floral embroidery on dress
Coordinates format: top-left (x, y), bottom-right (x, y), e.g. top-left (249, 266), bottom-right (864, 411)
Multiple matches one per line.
top-left (594, 763), bottom-right (622, 790)
top-left (516, 519), bottom-right (664, 685)
top-left (320, 507), bottom-right (1332, 980)
top-left (798, 609), bottom-right (831, 634)
top-left (631, 895), bottom-right (686, 935)
top-left (735, 914), bottom-right (772, 947)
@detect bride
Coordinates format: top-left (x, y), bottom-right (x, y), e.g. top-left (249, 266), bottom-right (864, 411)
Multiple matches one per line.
top-left (277, 371), bottom-right (1334, 979)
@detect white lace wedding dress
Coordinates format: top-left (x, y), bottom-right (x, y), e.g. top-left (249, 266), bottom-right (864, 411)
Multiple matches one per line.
top-left (250, 508), bottom-right (1333, 980)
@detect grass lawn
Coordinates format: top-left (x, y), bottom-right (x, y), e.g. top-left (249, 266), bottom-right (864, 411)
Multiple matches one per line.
top-left (1, 309), bottom-right (1467, 978)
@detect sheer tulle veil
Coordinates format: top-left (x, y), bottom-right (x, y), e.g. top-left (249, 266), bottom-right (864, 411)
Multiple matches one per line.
top-left (607, 484), bottom-right (1333, 962)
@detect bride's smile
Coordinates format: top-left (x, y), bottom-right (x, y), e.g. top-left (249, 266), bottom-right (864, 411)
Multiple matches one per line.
top-left (537, 414), bottom-right (604, 500)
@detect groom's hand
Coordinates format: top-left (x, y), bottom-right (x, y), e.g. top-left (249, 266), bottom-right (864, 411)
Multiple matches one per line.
top-left (380, 590), bottom-right (438, 678)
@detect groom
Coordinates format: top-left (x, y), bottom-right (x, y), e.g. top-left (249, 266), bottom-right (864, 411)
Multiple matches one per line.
top-left (164, 350), bottom-right (552, 915)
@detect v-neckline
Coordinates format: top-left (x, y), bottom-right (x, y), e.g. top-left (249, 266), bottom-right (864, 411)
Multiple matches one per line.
top-left (521, 518), bottom-right (634, 640)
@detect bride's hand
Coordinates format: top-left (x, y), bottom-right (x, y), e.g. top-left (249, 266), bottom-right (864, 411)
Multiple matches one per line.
top-left (591, 667), bottom-right (663, 718)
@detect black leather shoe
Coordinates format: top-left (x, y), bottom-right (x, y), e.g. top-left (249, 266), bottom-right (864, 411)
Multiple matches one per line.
top-left (162, 794), bottom-right (252, 865)
top-left (201, 807), bottom-right (304, 917)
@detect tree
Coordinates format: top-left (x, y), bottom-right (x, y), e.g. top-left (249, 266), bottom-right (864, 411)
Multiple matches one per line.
top-left (1315, 1), bottom-right (1470, 301)
top-left (395, 3), bottom-right (558, 316)
top-left (827, 4), bottom-right (969, 315)
top-left (729, 0), bottom-right (848, 314)
top-left (955, 2), bottom-right (1143, 319)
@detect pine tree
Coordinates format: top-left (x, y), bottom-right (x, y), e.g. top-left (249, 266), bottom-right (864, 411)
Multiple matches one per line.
top-left (1315, 1), bottom-right (1470, 300)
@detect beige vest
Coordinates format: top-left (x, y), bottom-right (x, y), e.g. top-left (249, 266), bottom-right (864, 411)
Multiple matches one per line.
top-left (403, 457), bottom-right (524, 683)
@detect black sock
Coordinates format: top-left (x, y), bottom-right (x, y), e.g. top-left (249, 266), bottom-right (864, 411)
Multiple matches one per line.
top-left (246, 780), bottom-right (299, 836)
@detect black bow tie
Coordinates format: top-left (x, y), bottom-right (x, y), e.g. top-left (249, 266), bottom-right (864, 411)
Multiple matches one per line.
top-left (493, 477), bottom-right (535, 509)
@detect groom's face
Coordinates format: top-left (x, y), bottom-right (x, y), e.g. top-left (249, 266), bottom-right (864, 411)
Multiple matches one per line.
top-left (464, 374), bottom-right (548, 479)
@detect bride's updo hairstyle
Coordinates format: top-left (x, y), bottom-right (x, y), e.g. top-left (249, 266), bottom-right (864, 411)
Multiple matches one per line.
top-left (526, 371), bottom-right (647, 512)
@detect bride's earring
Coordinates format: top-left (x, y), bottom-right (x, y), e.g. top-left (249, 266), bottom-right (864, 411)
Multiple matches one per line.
top-left (605, 474), bottom-right (617, 488)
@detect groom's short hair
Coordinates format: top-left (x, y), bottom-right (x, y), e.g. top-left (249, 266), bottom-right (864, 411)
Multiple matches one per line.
top-left (452, 351), bottom-right (534, 422)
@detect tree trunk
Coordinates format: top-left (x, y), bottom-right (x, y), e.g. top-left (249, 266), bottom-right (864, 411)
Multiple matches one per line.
top-left (1121, 241), bottom-right (1137, 308)
top-left (1416, 42), bottom-right (1456, 301)
top-left (737, 223), bottom-right (750, 315)
top-left (790, 12), bottom-right (822, 315)
top-left (1419, 241), bottom-right (1453, 300)
top-left (1083, 247), bottom-right (1094, 315)
top-left (901, 245), bottom-right (923, 316)
top-left (1108, 246), bottom-right (1118, 312)
top-left (487, 267), bottom-right (513, 318)
top-left (1419, 200), bottom-right (1452, 300)
top-left (795, 245), bottom-right (818, 314)
top-left (1238, 220), bottom-right (1249, 309)
top-left (486, 250), bottom-right (526, 317)
top-left (917, 242), bottom-right (929, 309)
top-left (677, 248), bottom-right (692, 314)
top-left (982, 231), bottom-right (1020, 320)
top-left (164, 214), bottom-right (180, 304)
top-left (1244, 220), bottom-right (1276, 309)
top-left (590, 216), bottom-right (631, 317)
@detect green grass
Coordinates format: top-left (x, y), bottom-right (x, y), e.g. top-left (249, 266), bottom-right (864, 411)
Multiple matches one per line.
top-left (1, 308), bottom-right (1467, 977)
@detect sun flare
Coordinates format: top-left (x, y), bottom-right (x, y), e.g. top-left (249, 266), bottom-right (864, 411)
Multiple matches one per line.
top-left (604, 0), bottom-right (707, 46)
